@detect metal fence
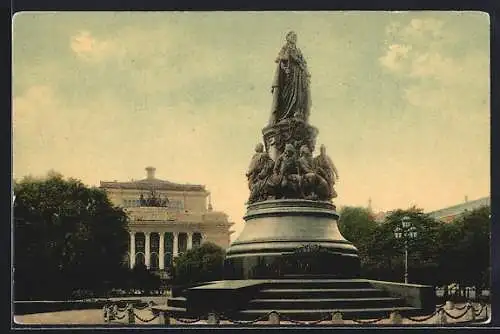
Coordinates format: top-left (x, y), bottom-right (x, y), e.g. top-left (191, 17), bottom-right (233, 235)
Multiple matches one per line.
top-left (102, 301), bottom-right (489, 326)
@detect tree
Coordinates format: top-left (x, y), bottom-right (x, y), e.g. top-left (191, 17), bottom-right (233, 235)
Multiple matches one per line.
top-left (337, 206), bottom-right (377, 264)
top-left (172, 242), bottom-right (225, 286)
top-left (362, 207), bottom-right (442, 284)
top-left (14, 172), bottom-right (129, 300)
top-left (449, 206), bottom-right (490, 289)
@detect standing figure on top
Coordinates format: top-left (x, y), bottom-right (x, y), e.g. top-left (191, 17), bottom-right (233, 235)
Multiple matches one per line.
top-left (269, 31), bottom-right (312, 126)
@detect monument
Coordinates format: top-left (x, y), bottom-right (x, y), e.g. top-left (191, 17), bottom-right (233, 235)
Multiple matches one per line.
top-left (156, 31), bottom-right (435, 321)
top-left (225, 30), bottom-right (358, 279)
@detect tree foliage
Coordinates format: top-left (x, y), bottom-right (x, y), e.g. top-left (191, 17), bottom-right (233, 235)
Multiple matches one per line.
top-left (14, 173), bottom-right (130, 300)
top-left (438, 206), bottom-right (490, 288)
top-left (338, 206), bottom-right (377, 264)
top-left (172, 242), bottom-right (225, 286)
top-left (338, 205), bottom-right (490, 289)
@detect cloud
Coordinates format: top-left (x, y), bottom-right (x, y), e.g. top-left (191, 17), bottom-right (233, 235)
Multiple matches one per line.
top-left (379, 17), bottom-right (489, 115)
top-left (379, 43), bottom-right (412, 72)
top-left (70, 30), bottom-right (123, 62)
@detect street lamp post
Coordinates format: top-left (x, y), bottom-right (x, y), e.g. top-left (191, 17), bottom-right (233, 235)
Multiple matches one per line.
top-left (394, 216), bottom-right (418, 284)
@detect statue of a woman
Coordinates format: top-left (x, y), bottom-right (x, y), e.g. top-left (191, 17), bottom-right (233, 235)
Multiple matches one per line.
top-left (269, 31), bottom-right (312, 126)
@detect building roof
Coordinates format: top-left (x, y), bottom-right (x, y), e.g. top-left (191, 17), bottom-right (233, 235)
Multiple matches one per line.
top-left (100, 178), bottom-right (206, 191)
top-left (100, 167), bottom-right (207, 192)
top-left (428, 196), bottom-right (490, 219)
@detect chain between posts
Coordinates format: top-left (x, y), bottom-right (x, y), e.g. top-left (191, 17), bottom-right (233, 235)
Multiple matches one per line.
top-left (114, 312), bottom-right (127, 320)
top-left (134, 302), bottom-right (153, 310)
top-left (278, 312), bottom-right (332, 325)
top-left (454, 304), bottom-right (469, 311)
top-left (443, 306), bottom-right (472, 320)
top-left (219, 312), bottom-right (273, 325)
top-left (474, 304), bottom-right (486, 317)
top-left (173, 316), bottom-right (202, 324)
top-left (406, 309), bottom-right (439, 322)
top-left (133, 311), bottom-right (160, 323)
top-left (103, 301), bottom-right (489, 325)
top-left (116, 305), bottom-right (128, 312)
top-left (350, 316), bottom-right (386, 324)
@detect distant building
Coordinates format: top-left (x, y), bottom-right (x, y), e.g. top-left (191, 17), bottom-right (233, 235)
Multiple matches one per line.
top-left (366, 196), bottom-right (490, 224)
top-left (100, 167), bottom-right (234, 274)
top-left (372, 211), bottom-right (390, 223)
top-left (428, 196), bottom-right (490, 223)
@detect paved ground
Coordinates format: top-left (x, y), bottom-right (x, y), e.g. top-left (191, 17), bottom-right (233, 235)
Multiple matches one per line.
top-left (14, 303), bottom-right (490, 326)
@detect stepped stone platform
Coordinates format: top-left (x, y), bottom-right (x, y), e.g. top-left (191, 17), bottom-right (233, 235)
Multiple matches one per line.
top-left (157, 278), bottom-right (435, 320)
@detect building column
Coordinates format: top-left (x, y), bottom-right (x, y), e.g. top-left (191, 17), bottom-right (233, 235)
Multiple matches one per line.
top-left (187, 232), bottom-right (193, 250)
top-left (159, 232), bottom-right (165, 270)
top-left (145, 232), bottom-right (151, 269)
top-left (129, 231), bottom-right (136, 269)
top-left (173, 232), bottom-right (179, 258)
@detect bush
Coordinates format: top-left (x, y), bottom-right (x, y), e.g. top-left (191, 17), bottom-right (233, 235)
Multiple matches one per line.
top-left (172, 242), bottom-right (225, 285)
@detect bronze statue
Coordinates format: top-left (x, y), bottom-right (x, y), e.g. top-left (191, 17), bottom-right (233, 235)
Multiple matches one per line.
top-left (273, 144), bottom-right (302, 198)
top-left (298, 145), bottom-right (330, 200)
top-left (248, 151), bottom-right (276, 203)
top-left (248, 33), bottom-right (338, 203)
top-left (269, 31), bottom-right (311, 126)
top-left (298, 145), bottom-right (315, 175)
top-left (246, 143), bottom-right (266, 190)
top-left (313, 144), bottom-right (339, 199)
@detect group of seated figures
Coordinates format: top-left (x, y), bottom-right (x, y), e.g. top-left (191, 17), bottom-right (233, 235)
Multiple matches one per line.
top-left (246, 142), bottom-right (339, 203)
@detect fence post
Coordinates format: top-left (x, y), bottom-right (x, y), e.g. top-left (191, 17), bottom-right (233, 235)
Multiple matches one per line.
top-left (445, 300), bottom-right (454, 310)
top-left (435, 309), bottom-right (447, 325)
top-left (467, 303), bottom-right (476, 322)
top-left (158, 311), bottom-right (171, 325)
top-left (331, 311), bottom-right (343, 324)
top-left (268, 312), bottom-right (280, 325)
top-left (127, 304), bottom-right (135, 324)
top-left (207, 312), bottom-right (220, 325)
top-left (108, 305), bottom-right (116, 321)
top-left (103, 306), bottom-right (109, 323)
top-left (390, 311), bottom-right (402, 325)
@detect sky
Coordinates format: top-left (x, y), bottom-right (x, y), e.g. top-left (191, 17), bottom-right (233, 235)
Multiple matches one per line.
top-left (12, 11), bottom-right (490, 240)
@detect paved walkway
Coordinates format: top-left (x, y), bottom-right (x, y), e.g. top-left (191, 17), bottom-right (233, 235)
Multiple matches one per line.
top-left (14, 303), bottom-right (490, 326)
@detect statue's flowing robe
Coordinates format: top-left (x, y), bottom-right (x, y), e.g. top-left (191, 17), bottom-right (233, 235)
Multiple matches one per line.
top-left (269, 45), bottom-right (311, 125)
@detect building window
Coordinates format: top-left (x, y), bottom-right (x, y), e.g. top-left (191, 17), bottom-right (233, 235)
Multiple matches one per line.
top-left (168, 200), bottom-right (184, 211)
top-left (150, 253), bottom-right (159, 270)
top-left (178, 233), bottom-right (188, 253)
top-left (135, 253), bottom-right (145, 267)
top-left (135, 233), bottom-right (145, 253)
top-left (193, 232), bottom-right (202, 248)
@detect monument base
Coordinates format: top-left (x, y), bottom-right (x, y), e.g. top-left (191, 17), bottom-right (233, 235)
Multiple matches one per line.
top-left (155, 200), bottom-right (435, 321)
top-left (224, 199), bottom-right (360, 279)
top-left (157, 278), bottom-right (436, 320)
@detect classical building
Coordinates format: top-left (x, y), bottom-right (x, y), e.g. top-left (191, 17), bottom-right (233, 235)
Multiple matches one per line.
top-left (428, 196), bottom-right (490, 223)
top-left (99, 167), bottom-right (234, 273)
